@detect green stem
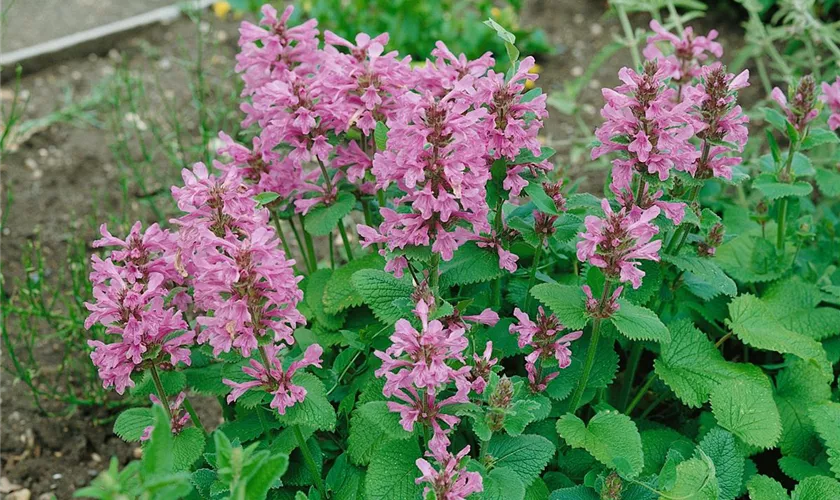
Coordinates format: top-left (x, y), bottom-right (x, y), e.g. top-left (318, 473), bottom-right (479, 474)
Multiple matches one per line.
top-left (294, 425), bottom-right (327, 499)
top-left (272, 214), bottom-right (300, 274)
top-left (288, 216), bottom-right (313, 273)
top-left (429, 253), bottom-right (440, 294)
top-left (776, 139), bottom-right (800, 250)
top-left (492, 199), bottom-right (505, 309)
top-left (149, 364), bottom-right (172, 420)
top-left (640, 389), bottom-right (668, 420)
top-left (616, 5), bottom-right (642, 70)
top-left (626, 373), bottom-right (656, 415)
top-left (337, 219), bottom-right (355, 262)
top-left (524, 237), bottom-right (545, 314)
top-left (567, 280), bottom-right (612, 414)
top-left (182, 397), bottom-right (206, 436)
top-left (620, 343), bottom-right (644, 411)
top-left (666, 0), bottom-right (684, 32)
top-left (300, 214), bottom-right (318, 270)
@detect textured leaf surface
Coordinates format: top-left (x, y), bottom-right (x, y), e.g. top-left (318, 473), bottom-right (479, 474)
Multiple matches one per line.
top-left (774, 359), bottom-right (832, 459)
top-left (728, 294), bottom-right (830, 375)
top-left (364, 440), bottom-right (421, 500)
top-left (709, 364), bottom-right (781, 449)
top-left (715, 230), bottom-right (794, 283)
top-left (747, 475), bottom-right (790, 500)
top-left (699, 428), bottom-right (743, 500)
top-left (792, 476), bottom-right (840, 500)
top-left (662, 253), bottom-right (737, 299)
top-left (304, 192), bottom-right (356, 236)
top-left (480, 466), bottom-right (526, 500)
top-left (763, 278), bottom-right (840, 341)
top-left (275, 373), bottom-right (336, 431)
top-left (654, 319), bottom-right (735, 408)
top-left (556, 410), bottom-right (643, 478)
top-left (809, 402), bottom-right (840, 480)
top-left (753, 174), bottom-right (813, 200)
top-left (114, 407), bottom-right (153, 442)
top-left (530, 283), bottom-right (590, 329)
top-left (485, 434), bottom-right (555, 487)
top-left (173, 427), bottom-right (206, 470)
top-left (659, 454), bottom-right (719, 500)
top-left (323, 253), bottom-right (385, 314)
top-left (304, 269), bottom-right (345, 330)
top-left (352, 270), bottom-right (414, 324)
top-left (439, 242), bottom-right (504, 288)
top-left (609, 300), bottom-right (670, 342)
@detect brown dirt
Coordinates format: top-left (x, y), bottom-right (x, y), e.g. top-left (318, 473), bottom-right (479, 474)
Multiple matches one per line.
top-left (0, 2), bottom-right (754, 497)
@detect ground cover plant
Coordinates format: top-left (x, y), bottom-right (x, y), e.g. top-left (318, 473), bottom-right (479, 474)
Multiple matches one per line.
top-left (4, 1), bottom-right (840, 499)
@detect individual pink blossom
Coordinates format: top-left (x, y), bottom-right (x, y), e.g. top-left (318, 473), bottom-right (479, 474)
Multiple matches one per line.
top-left (387, 379), bottom-right (470, 456)
top-left (592, 61), bottom-right (699, 190)
top-left (375, 300), bottom-right (470, 396)
top-left (223, 343), bottom-right (323, 415)
top-left (415, 445), bottom-right (483, 500)
top-left (413, 41), bottom-right (494, 96)
top-left (612, 183), bottom-right (686, 225)
top-left (770, 75), bottom-right (818, 133)
top-left (583, 284), bottom-right (623, 318)
top-left (577, 200), bottom-right (662, 289)
top-left (510, 308), bottom-right (582, 392)
top-left (643, 20), bottom-right (723, 84)
top-left (141, 392), bottom-right (191, 441)
top-left (468, 341), bottom-right (498, 394)
top-left (821, 76), bottom-right (840, 130)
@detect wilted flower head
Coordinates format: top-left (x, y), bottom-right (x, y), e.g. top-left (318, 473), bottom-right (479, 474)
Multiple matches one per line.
top-left (577, 200), bottom-right (662, 289)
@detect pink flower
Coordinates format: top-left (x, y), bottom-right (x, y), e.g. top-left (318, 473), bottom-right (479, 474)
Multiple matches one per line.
top-left (416, 445), bottom-right (483, 500)
top-left (468, 341), bottom-right (498, 394)
top-left (577, 200), bottom-right (662, 289)
top-left (387, 380), bottom-right (470, 455)
top-left (771, 75), bottom-right (819, 133)
top-left (821, 76), bottom-right (840, 130)
top-left (510, 308), bottom-right (582, 392)
top-left (141, 392), bottom-right (191, 441)
top-left (223, 343), bottom-right (323, 415)
top-left (643, 20), bottom-right (723, 83)
top-left (583, 284), bottom-right (623, 318)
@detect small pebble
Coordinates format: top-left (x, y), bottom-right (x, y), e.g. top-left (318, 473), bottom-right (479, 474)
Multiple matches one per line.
top-left (71, 71), bottom-right (82, 81)
top-left (133, 447), bottom-right (143, 459)
top-left (571, 66), bottom-right (583, 77)
top-left (590, 24), bottom-right (603, 36)
top-left (573, 13), bottom-right (584, 24)
top-left (7, 489), bottom-right (32, 500)
top-left (52, 474), bottom-right (62, 480)
top-left (91, 452), bottom-right (102, 463)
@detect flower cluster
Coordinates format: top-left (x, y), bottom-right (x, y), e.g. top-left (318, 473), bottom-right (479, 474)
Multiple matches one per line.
top-left (577, 200), bottom-right (662, 289)
top-left (644, 20), bottom-right (723, 84)
top-left (822, 76), bottom-right (840, 130)
top-left (772, 75), bottom-right (819, 134)
top-left (415, 445), bottom-right (483, 500)
top-left (141, 392), bottom-right (190, 441)
top-left (85, 223), bottom-right (193, 394)
top-left (510, 307), bottom-right (582, 391)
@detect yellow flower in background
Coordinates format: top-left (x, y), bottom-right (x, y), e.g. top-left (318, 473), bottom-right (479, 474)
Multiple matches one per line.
top-left (213, 1), bottom-right (232, 19)
top-left (491, 7), bottom-right (501, 18)
top-left (524, 63), bottom-right (542, 90)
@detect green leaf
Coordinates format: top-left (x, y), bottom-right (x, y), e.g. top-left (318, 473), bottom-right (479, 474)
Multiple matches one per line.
top-left (114, 408), bottom-right (154, 442)
top-left (305, 269), bottom-right (345, 331)
top-left (659, 453), bottom-right (720, 500)
top-left (762, 278), bottom-right (840, 341)
top-left (523, 478), bottom-right (549, 500)
top-left (753, 174), bottom-right (813, 200)
top-left (485, 434), bottom-right (555, 487)
top-left (699, 428), bottom-right (744, 500)
top-left (142, 405), bottom-right (175, 479)
top-left (253, 192), bottom-right (280, 206)
top-left (815, 168), bottom-right (840, 197)
top-left (439, 242), bottom-right (504, 288)
top-left (662, 253), bottom-right (737, 299)
top-left (775, 358), bottom-right (832, 459)
top-left (801, 128), bottom-right (840, 150)
top-left (131, 370), bottom-right (186, 398)
top-left (303, 192), bottom-right (356, 236)
top-left (352, 269), bottom-right (415, 324)
top-left (747, 475), bottom-right (790, 500)
top-left (778, 456), bottom-right (828, 481)
top-left (761, 107), bottom-right (788, 132)
top-left (525, 181), bottom-right (561, 215)
top-left (654, 319), bottom-right (735, 408)
top-left (364, 440), bottom-right (422, 500)
top-left (808, 402), bottom-right (840, 480)
top-left (530, 283), bottom-right (590, 329)
top-left (609, 300), bottom-right (670, 343)
top-left (556, 410), bottom-right (643, 478)
top-left (275, 373), bottom-right (336, 431)
top-left (480, 467), bottom-right (526, 500)
top-left (548, 485), bottom-right (599, 499)
top-left (244, 453), bottom-right (289, 499)
top-left (323, 252), bottom-right (385, 314)
top-left (484, 18), bottom-right (519, 63)
top-left (173, 427), bottom-right (206, 470)
top-left (709, 364), bottom-right (781, 449)
top-left (641, 428), bottom-right (693, 476)
top-left (348, 403), bottom-right (412, 466)
top-left (715, 229), bottom-right (795, 284)
top-left (374, 122), bottom-right (389, 151)
top-left (512, 146), bottom-right (556, 165)
top-left (792, 476), bottom-right (840, 500)
top-left (727, 294), bottom-right (830, 375)
top-left (184, 363), bottom-right (229, 396)
top-left (326, 454), bottom-right (366, 500)
top-left (545, 336), bottom-right (618, 400)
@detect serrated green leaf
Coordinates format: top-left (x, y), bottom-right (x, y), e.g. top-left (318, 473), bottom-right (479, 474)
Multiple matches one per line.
top-left (184, 363), bottom-right (228, 396)
top-left (305, 269), bottom-right (345, 330)
top-left (114, 407), bottom-right (154, 442)
top-left (131, 370), bottom-right (186, 398)
top-left (244, 453), bottom-right (289, 498)
top-left (348, 403), bottom-right (412, 466)
top-left (173, 427), bottom-right (206, 471)
top-left (808, 402), bottom-right (840, 480)
top-left (792, 476), bottom-right (840, 500)
top-left (815, 167), bottom-right (840, 197)
top-left (253, 192), bottom-right (280, 206)
top-left (556, 410), bottom-right (643, 478)
top-left (609, 300), bottom-right (670, 343)
top-left (276, 373), bottom-right (336, 431)
top-left (747, 475), bottom-right (790, 500)
top-left (439, 242), bottom-right (504, 288)
top-left (727, 294), bottom-right (830, 375)
top-left (525, 181), bottom-right (561, 215)
top-left (142, 405), bottom-right (175, 479)
top-left (530, 283), bottom-right (590, 329)
top-left (374, 122), bottom-right (388, 151)
top-left (485, 434), bottom-right (555, 487)
top-left (775, 358), bottom-right (832, 459)
top-left (545, 336), bottom-right (617, 401)
top-left (481, 466), bottom-right (526, 500)
top-left (753, 174), bottom-right (813, 200)
top-left (761, 107), bottom-right (788, 132)
top-left (523, 477), bottom-right (549, 500)
top-left (303, 192), bottom-right (356, 236)
top-left (699, 428), bottom-right (743, 500)
top-left (364, 440), bottom-right (421, 500)
top-left (326, 454), bottom-right (366, 500)
top-left (801, 128), bottom-right (840, 150)
top-left (659, 453), bottom-right (720, 500)
top-left (351, 269), bottom-right (414, 324)
top-left (778, 456), bottom-right (829, 481)
top-left (709, 364), bottom-right (781, 449)
top-left (548, 485), bottom-right (599, 499)
top-left (715, 229), bottom-right (794, 283)
top-left (641, 428), bottom-right (693, 476)
top-left (654, 319), bottom-right (735, 408)
top-left (763, 278), bottom-right (840, 341)
top-left (323, 252), bottom-right (385, 314)
top-left (662, 253), bottom-right (737, 299)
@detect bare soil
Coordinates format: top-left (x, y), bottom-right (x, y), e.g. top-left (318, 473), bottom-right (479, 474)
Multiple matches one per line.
top-left (0, 2), bottom-right (754, 497)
